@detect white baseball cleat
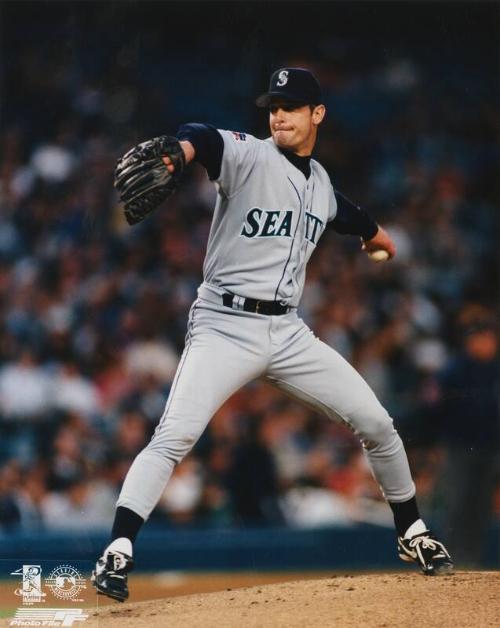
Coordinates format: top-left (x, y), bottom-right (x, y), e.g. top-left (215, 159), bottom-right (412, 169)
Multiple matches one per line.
top-left (91, 550), bottom-right (134, 602)
top-left (398, 530), bottom-right (454, 576)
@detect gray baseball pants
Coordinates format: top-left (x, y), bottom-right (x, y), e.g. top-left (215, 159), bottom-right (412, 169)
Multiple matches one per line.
top-left (117, 288), bottom-right (415, 520)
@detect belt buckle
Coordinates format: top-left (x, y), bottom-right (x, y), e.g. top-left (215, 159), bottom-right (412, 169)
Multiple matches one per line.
top-left (255, 300), bottom-right (261, 313)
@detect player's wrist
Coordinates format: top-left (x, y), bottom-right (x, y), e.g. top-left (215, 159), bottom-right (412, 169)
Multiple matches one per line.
top-left (179, 140), bottom-right (196, 164)
top-left (361, 222), bottom-right (380, 242)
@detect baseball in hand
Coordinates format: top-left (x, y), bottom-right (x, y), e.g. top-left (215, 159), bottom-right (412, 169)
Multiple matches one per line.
top-left (367, 249), bottom-right (390, 262)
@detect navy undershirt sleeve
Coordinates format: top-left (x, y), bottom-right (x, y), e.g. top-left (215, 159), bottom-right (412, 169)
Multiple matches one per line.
top-left (330, 190), bottom-right (379, 240)
top-left (176, 123), bottom-right (224, 181)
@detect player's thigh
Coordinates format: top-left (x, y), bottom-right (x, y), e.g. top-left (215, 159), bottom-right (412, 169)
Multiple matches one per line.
top-left (167, 332), bottom-right (264, 418)
top-left (267, 333), bottom-right (390, 439)
top-left (150, 329), bottom-right (266, 456)
top-left (162, 301), bottom-right (269, 421)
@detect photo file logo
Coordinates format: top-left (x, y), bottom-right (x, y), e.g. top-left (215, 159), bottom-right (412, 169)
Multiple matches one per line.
top-left (10, 607), bottom-right (89, 627)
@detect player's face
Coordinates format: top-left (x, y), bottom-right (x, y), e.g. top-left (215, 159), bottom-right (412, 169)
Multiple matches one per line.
top-left (269, 100), bottom-right (326, 156)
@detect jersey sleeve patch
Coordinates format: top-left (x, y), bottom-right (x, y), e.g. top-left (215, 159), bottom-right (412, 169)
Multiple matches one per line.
top-left (231, 131), bottom-right (247, 141)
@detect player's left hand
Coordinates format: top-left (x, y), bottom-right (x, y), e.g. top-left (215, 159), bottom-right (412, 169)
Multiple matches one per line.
top-left (114, 135), bottom-right (186, 225)
top-left (361, 226), bottom-right (396, 260)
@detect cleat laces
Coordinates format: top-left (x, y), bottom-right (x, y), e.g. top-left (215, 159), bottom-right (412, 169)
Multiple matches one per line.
top-left (112, 553), bottom-right (128, 572)
top-left (408, 534), bottom-right (450, 566)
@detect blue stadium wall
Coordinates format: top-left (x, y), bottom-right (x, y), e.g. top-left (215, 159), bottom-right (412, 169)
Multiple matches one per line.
top-left (0, 525), bottom-right (497, 571)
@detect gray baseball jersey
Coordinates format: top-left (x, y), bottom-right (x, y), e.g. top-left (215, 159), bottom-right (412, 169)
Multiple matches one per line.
top-left (117, 128), bottom-right (416, 523)
top-left (203, 130), bottom-right (337, 306)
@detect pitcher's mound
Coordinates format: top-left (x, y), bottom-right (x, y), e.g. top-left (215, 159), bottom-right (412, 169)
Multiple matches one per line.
top-left (92, 571), bottom-right (498, 628)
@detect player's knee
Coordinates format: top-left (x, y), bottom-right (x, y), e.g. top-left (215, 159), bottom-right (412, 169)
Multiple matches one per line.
top-left (146, 430), bottom-right (197, 464)
top-left (359, 411), bottom-right (396, 450)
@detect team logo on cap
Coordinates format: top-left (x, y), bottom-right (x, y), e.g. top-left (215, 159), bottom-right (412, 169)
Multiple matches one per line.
top-left (276, 70), bottom-right (289, 87)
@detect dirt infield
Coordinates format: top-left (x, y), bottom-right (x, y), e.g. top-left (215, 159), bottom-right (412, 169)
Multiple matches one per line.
top-left (87, 571), bottom-right (498, 627)
top-left (1, 571), bottom-right (498, 627)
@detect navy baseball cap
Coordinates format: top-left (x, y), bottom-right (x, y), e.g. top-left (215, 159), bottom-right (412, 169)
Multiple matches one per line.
top-left (256, 67), bottom-right (322, 107)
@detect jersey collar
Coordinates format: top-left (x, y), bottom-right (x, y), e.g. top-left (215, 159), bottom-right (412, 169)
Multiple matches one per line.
top-left (277, 146), bottom-right (311, 180)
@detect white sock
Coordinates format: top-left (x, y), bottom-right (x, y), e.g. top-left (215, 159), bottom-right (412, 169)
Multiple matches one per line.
top-left (404, 518), bottom-right (427, 539)
top-left (106, 537), bottom-right (133, 557)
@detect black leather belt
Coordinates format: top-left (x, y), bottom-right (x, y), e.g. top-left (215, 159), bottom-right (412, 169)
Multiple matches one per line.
top-left (222, 293), bottom-right (290, 315)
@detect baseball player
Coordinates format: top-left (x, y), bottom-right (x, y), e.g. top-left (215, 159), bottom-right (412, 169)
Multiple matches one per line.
top-left (92, 68), bottom-right (454, 602)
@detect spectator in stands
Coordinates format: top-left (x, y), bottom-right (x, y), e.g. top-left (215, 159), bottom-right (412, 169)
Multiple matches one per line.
top-left (0, 350), bottom-right (52, 462)
top-left (228, 418), bottom-right (283, 525)
top-left (0, 461), bottom-right (21, 531)
top-left (435, 305), bottom-right (499, 566)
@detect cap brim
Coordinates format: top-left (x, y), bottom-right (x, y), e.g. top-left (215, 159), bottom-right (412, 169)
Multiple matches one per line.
top-left (255, 92), bottom-right (272, 107)
top-left (256, 92), bottom-right (311, 108)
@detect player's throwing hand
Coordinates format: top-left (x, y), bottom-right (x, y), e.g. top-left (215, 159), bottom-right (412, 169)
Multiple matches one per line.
top-left (361, 225), bottom-right (396, 260)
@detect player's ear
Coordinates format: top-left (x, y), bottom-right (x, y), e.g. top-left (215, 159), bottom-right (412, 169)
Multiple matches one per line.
top-left (312, 104), bottom-right (326, 126)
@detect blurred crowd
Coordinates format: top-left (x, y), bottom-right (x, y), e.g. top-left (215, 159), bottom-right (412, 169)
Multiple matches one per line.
top-left (0, 7), bottom-right (498, 567)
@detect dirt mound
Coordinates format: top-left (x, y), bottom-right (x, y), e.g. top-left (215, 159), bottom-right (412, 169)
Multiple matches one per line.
top-left (90, 571), bottom-right (499, 628)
